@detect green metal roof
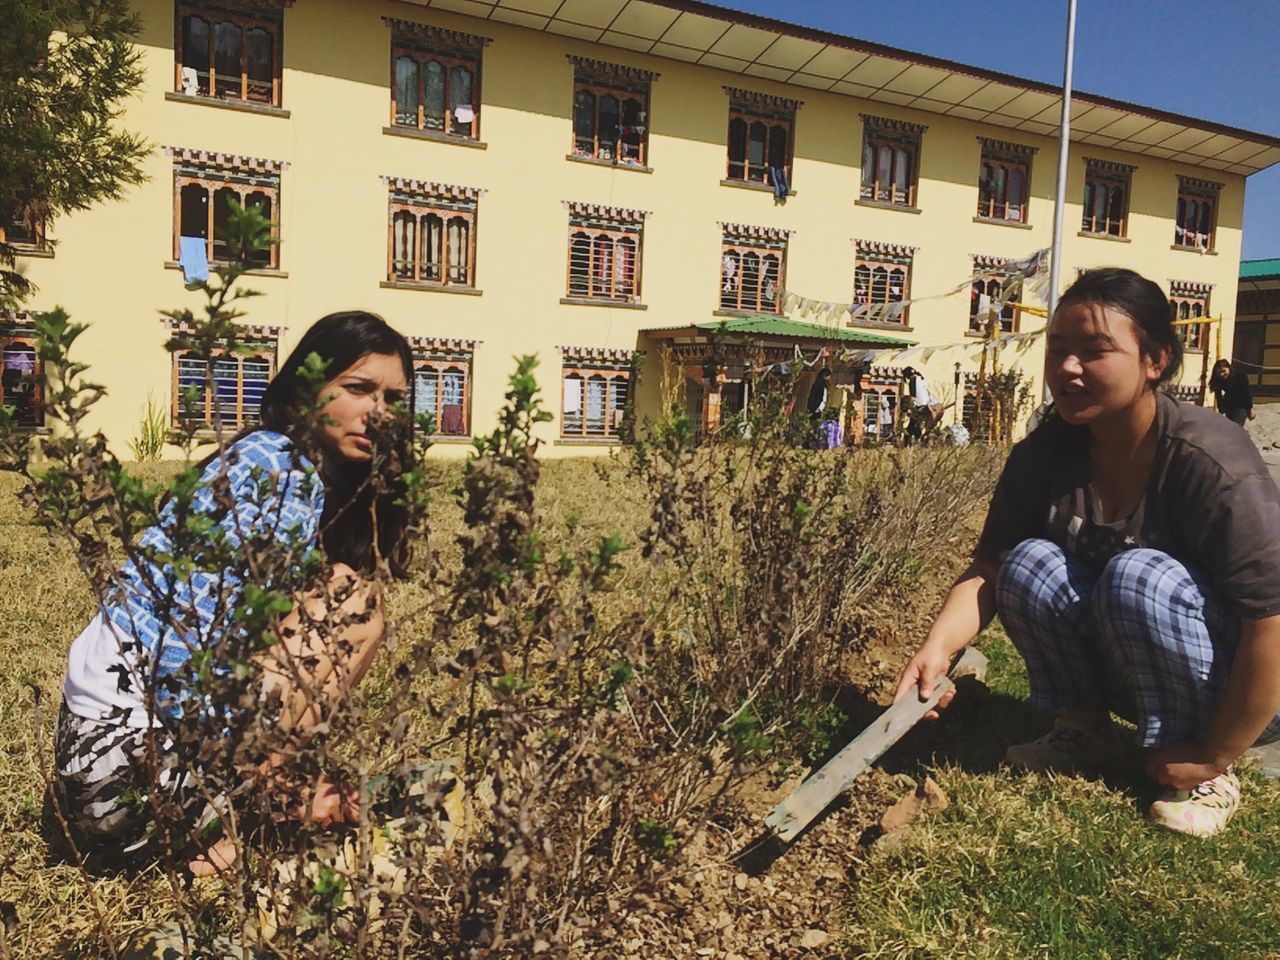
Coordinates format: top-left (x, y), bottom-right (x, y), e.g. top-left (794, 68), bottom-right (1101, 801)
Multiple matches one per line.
top-left (1241, 259), bottom-right (1280, 280)
top-left (691, 316), bottom-right (913, 346)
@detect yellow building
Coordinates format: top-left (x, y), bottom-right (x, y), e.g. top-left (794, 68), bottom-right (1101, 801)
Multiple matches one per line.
top-left (5, 0), bottom-right (1280, 452)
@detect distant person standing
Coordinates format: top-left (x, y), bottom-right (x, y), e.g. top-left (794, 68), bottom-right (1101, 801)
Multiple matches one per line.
top-left (1209, 359), bottom-right (1254, 426)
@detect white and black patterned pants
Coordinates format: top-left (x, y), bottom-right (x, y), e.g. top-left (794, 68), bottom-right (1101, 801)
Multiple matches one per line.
top-left (996, 538), bottom-right (1280, 750)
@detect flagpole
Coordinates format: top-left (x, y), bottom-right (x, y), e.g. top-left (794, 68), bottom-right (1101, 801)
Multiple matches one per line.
top-left (1044, 0), bottom-right (1078, 401)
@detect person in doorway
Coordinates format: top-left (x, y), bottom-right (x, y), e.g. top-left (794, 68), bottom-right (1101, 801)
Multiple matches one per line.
top-left (895, 268), bottom-right (1280, 838)
top-left (903, 367), bottom-right (941, 445)
top-left (806, 367), bottom-right (832, 447)
top-left (55, 311), bottom-right (415, 874)
top-left (1208, 359), bottom-right (1255, 426)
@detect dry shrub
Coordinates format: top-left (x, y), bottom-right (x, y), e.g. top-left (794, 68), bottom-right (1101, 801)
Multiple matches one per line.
top-left (0, 223), bottom-right (1002, 956)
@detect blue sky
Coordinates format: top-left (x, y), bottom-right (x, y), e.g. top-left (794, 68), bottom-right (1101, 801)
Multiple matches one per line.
top-left (718, 0), bottom-right (1280, 261)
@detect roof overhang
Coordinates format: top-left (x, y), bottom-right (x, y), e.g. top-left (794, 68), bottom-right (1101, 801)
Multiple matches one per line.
top-left (398, 0), bottom-right (1280, 176)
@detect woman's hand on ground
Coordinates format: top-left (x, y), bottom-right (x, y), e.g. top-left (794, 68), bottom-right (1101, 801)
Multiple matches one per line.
top-left (1145, 742), bottom-right (1229, 790)
top-left (893, 642), bottom-right (955, 720)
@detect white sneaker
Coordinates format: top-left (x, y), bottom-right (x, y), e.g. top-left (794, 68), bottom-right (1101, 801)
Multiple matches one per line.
top-left (1149, 769), bottom-right (1241, 838)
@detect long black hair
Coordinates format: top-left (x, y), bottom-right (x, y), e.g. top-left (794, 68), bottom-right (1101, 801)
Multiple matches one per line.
top-left (1055, 268), bottom-right (1183, 387)
top-left (258, 311), bottom-right (415, 578)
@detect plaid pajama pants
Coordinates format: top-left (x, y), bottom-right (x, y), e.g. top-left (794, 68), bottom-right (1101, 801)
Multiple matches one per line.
top-left (995, 538), bottom-right (1280, 749)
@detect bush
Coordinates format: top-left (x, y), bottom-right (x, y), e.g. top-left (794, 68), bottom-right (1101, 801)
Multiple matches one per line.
top-left (0, 216), bottom-right (1001, 956)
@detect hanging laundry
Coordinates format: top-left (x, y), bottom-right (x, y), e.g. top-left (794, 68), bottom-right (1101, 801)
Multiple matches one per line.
top-left (453, 104), bottom-right (475, 124)
top-left (178, 236), bottom-right (209, 283)
top-left (181, 66), bottom-right (199, 96)
top-left (768, 165), bottom-right (790, 201)
top-left (722, 255), bottom-right (738, 292)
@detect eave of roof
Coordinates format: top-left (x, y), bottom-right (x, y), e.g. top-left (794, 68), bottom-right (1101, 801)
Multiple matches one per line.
top-left (1240, 259), bottom-right (1280, 281)
top-left (400, 0), bottom-right (1280, 175)
top-left (646, 315), bottom-right (913, 346)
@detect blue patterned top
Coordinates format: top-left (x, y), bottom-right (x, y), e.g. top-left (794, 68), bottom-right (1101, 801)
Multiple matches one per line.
top-left (104, 431), bottom-right (325, 695)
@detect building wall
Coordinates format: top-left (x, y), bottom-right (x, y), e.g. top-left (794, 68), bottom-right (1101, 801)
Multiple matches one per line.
top-left (13, 0), bottom-right (1249, 454)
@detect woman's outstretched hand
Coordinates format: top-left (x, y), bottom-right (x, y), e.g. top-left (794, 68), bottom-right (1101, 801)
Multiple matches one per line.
top-left (893, 641), bottom-right (956, 720)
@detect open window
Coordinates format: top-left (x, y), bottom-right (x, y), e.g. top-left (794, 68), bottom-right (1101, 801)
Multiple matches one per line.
top-left (171, 149), bottom-right (282, 270)
top-left (1081, 158), bottom-right (1134, 238)
top-left (175, 2), bottom-right (282, 106)
top-left (386, 18), bottom-right (487, 141)
top-left (569, 56), bottom-right (656, 167)
top-left (724, 86), bottom-right (799, 192)
top-left (1174, 175), bottom-right (1221, 251)
top-left (976, 138), bottom-right (1035, 224)
top-left (860, 114), bottom-right (926, 208)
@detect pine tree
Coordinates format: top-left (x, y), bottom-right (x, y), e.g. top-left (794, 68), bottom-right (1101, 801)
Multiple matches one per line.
top-left (0, 0), bottom-right (149, 305)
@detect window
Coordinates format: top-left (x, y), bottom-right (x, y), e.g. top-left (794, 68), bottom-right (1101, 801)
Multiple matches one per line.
top-left (565, 203), bottom-right (646, 304)
top-left (860, 114), bottom-right (926, 208)
top-left (569, 56), bottom-right (656, 167)
top-left (170, 148), bottom-right (283, 269)
top-left (976, 138), bottom-right (1035, 223)
top-left (861, 379), bottom-right (898, 439)
top-left (968, 256), bottom-right (1021, 334)
top-left (559, 348), bottom-right (634, 441)
top-left (386, 178), bottom-right (479, 289)
top-left (0, 208), bottom-right (48, 254)
top-left (172, 342), bottom-right (276, 431)
top-left (1081, 158), bottom-right (1134, 237)
top-left (1, 326), bottom-right (43, 428)
top-left (1170, 282), bottom-right (1211, 352)
top-left (175, 2), bottom-right (282, 106)
top-left (852, 241), bottom-right (914, 325)
top-left (724, 86), bottom-right (799, 189)
top-left (385, 18), bottom-right (487, 140)
top-left (1175, 175), bottom-right (1221, 251)
top-left (411, 340), bottom-right (474, 437)
top-left (720, 224), bottom-right (790, 314)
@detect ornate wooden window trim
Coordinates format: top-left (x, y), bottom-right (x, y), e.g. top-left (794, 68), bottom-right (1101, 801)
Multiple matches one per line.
top-left (724, 86), bottom-right (798, 188)
top-left (860, 115), bottom-right (925, 207)
top-left (386, 179), bottom-right (480, 289)
top-left (720, 227), bottom-right (787, 315)
top-left (171, 341), bottom-right (277, 431)
top-left (977, 141), bottom-right (1032, 223)
top-left (412, 345), bottom-right (474, 438)
top-left (565, 206), bottom-right (646, 304)
top-left (569, 56), bottom-right (654, 167)
top-left (1174, 175), bottom-right (1222, 251)
top-left (169, 149), bottom-right (283, 269)
top-left (1, 321), bottom-right (44, 429)
top-left (386, 18), bottom-right (487, 140)
top-left (968, 254), bottom-right (1021, 334)
top-left (853, 242), bottom-right (913, 325)
top-left (0, 209), bottom-right (50, 255)
top-left (1170, 281), bottom-right (1212, 352)
top-left (558, 347), bottom-right (634, 441)
top-left (174, 1), bottom-right (284, 107)
top-left (1081, 158), bottom-right (1132, 238)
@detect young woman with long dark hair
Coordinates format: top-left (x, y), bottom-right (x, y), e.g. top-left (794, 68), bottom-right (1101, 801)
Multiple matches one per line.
top-left (54, 311), bottom-right (415, 873)
top-left (896, 268), bottom-right (1280, 837)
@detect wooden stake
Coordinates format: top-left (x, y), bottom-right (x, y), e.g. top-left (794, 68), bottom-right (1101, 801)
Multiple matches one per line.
top-left (765, 647), bottom-right (986, 843)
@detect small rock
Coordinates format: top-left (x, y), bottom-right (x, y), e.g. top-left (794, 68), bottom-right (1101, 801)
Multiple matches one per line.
top-left (879, 776), bottom-right (950, 833)
top-left (696, 949), bottom-right (715, 957)
top-left (733, 872), bottom-right (748, 891)
top-left (799, 928), bottom-right (830, 949)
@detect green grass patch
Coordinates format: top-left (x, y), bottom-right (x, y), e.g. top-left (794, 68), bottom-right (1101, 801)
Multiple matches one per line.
top-left (844, 628), bottom-right (1280, 959)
